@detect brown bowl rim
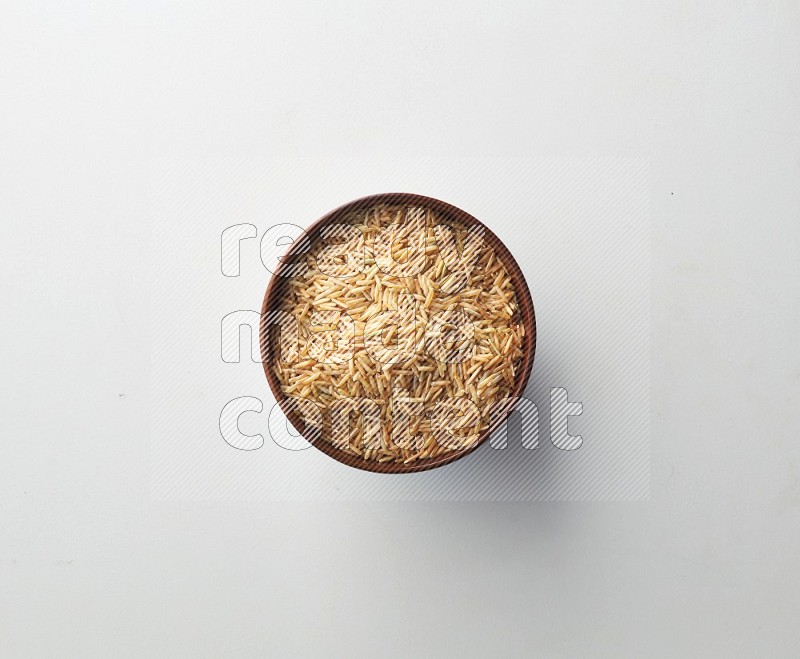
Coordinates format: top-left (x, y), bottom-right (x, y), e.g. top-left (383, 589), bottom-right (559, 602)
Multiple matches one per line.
top-left (259, 192), bottom-right (536, 474)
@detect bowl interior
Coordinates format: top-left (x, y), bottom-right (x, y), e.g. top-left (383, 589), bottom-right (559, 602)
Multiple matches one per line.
top-left (259, 193), bottom-right (536, 473)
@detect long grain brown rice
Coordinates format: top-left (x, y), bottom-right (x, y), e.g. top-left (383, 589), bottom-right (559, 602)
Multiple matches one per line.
top-left (268, 204), bottom-right (524, 464)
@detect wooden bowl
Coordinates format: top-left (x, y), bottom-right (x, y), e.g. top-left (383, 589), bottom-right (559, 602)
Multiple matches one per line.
top-left (259, 193), bottom-right (536, 473)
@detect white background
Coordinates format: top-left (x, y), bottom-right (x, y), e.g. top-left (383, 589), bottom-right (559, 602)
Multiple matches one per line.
top-left (2, 1), bottom-right (799, 656)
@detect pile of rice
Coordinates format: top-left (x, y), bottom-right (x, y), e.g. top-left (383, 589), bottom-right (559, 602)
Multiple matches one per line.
top-left (269, 203), bottom-right (524, 464)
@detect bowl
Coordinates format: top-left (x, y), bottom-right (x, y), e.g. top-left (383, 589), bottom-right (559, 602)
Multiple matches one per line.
top-left (259, 192), bottom-right (536, 473)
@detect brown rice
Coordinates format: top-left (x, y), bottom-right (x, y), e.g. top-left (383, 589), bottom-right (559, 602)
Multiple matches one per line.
top-left (269, 204), bottom-right (524, 464)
